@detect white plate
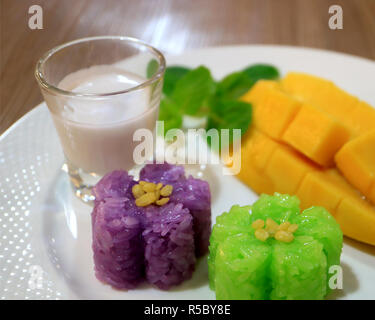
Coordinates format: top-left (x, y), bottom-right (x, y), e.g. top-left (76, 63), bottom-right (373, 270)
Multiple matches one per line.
top-left (1, 45), bottom-right (375, 300)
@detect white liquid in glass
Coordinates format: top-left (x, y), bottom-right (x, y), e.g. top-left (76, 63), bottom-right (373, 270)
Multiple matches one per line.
top-left (50, 65), bottom-right (157, 175)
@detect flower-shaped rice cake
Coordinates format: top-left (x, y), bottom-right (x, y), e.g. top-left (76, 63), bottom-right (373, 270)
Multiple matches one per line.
top-left (208, 193), bottom-right (343, 300)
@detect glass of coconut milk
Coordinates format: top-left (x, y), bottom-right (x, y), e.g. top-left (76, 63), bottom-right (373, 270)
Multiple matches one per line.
top-left (35, 36), bottom-right (165, 202)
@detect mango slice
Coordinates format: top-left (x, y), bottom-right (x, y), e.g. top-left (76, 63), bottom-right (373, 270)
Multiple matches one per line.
top-left (316, 87), bottom-right (359, 132)
top-left (296, 170), bottom-right (343, 214)
top-left (237, 165), bottom-right (274, 195)
top-left (245, 129), bottom-right (279, 171)
top-left (265, 143), bottom-right (318, 195)
top-left (282, 104), bottom-right (351, 167)
top-left (336, 198), bottom-right (375, 246)
top-left (335, 130), bottom-right (375, 203)
top-left (236, 129), bottom-right (276, 194)
top-left (281, 72), bottom-right (333, 102)
top-left (254, 89), bottom-right (300, 140)
top-left (241, 80), bottom-right (279, 106)
top-left (237, 72), bottom-right (375, 246)
top-left (296, 169), bottom-right (362, 213)
top-left (237, 129), bottom-right (375, 246)
top-left (281, 72), bottom-right (375, 136)
top-left (349, 101), bottom-right (375, 136)
top-left (241, 81), bottom-right (299, 139)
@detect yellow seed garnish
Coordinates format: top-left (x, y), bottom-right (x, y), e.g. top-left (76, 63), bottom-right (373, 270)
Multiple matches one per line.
top-left (255, 229), bottom-right (269, 242)
top-left (252, 219), bottom-right (265, 230)
top-left (132, 184), bottom-right (145, 199)
top-left (288, 224), bottom-right (299, 233)
top-left (275, 230), bottom-right (294, 243)
top-left (265, 218), bottom-right (279, 235)
top-left (156, 197), bottom-right (169, 206)
top-left (142, 182), bottom-right (156, 193)
top-left (155, 189), bottom-right (161, 201)
top-left (160, 184), bottom-right (173, 197)
top-left (135, 192), bottom-right (156, 207)
top-left (251, 218), bottom-right (298, 242)
top-left (133, 181), bottom-right (172, 207)
top-left (278, 221), bottom-right (291, 231)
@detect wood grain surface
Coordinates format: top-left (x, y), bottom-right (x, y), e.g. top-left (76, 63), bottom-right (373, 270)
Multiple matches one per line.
top-left (1, 0), bottom-right (374, 133)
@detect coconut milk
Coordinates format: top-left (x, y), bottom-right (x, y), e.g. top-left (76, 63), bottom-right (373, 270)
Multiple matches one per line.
top-left (50, 65), bottom-right (158, 175)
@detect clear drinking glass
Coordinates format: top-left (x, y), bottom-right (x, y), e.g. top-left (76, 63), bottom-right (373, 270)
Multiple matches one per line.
top-left (35, 36), bottom-right (165, 202)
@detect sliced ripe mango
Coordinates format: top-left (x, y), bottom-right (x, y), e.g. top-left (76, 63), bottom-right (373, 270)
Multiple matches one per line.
top-left (297, 167), bottom-right (375, 246)
top-left (296, 169), bottom-right (360, 214)
top-left (335, 130), bottom-right (375, 202)
top-left (237, 129), bottom-right (375, 245)
top-left (242, 129), bottom-right (279, 171)
top-left (322, 169), bottom-right (363, 198)
top-left (281, 72), bottom-right (333, 102)
top-left (238, 72), bottom-right (375, 245)
top-left (253, 88), bottom-right (300, 140)
top-left (240, 80), bottom-right (279, 106)
top-left (348, 101), bottom-right (375, 136)
top-left (235, 129), bottom-right (275, 194)
top-left (336, 198), bottom-right (375, 246)
top-left (316, 86), bottom-right (359, 130)
top-left (282, 104), bottom-right (351, 167)
top-left (296, 171), bottom-right (342, 214)
top-left (264, 143), bottom-right (318, 195)
top-left (237, 163), bottom-right (275, 195)
top-left (281, 72), bottom-right (375, 136)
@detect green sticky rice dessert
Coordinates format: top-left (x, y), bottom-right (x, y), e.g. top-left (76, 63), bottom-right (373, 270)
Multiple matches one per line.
top-left (208, 193), bottom-right (343, 300)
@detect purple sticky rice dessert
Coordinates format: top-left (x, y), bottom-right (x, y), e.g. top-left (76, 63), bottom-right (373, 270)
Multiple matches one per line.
top-left (92, 171), bottom-right (144, 289)
top-left (143, 203), bottom-right (195, 289)
top-left (91, 164), bottom-right (211, 290)
top-left (92, 198), bottom-right (144, 289)
top-left (92, 170), bottom-right (135, 203)
top-left (140, 163), bottom-right (212, 256)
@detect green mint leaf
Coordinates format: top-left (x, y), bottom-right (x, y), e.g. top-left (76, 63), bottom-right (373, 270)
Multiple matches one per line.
top-left (171, 66), bottom-right (215, 116)
top-left (215, 71), bottom-right (255, 100)
top-left (207, 100), bottom-right (252, 148)
top-left (163, 66), bottom-right (191, 96)
top-left (146, 59), bottom-right (159, 79)
top-left (158, 97), bottom-right (183, 133)
top-left (242, 64), bottom-right (279, 82)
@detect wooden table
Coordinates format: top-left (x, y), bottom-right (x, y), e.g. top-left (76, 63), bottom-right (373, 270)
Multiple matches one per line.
top-left (1, 0), bottom-right (374, 134)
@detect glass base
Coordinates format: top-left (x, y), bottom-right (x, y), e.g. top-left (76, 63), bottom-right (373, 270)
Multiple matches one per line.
top-left (62, 161), bottom-right (147, 204)
top-left (62, 163), bottom-right (99, 204)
